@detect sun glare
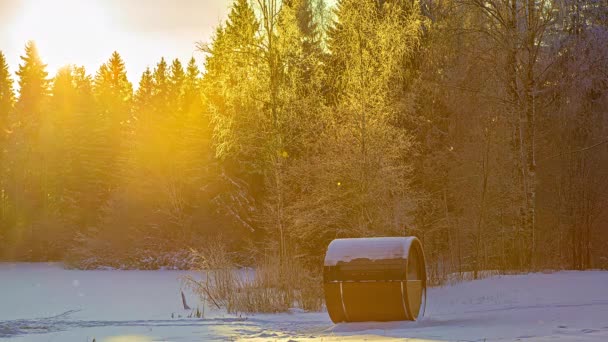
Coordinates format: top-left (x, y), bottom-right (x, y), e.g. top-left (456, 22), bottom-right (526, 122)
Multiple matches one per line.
top-left (8, 0), bottom-right (118, 77)
top-left (4, 0), bottom-right (224, 82)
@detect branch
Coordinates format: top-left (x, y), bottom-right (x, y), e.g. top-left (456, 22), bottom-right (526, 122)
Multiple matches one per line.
top-left (538, 138), bottom-right (608, 163)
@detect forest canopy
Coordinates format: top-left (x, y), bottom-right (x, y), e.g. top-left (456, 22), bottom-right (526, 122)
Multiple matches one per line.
top-left (0, 0), bottom-right (607, 280)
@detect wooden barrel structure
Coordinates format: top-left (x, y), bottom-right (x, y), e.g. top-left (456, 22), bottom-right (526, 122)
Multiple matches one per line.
top-left (323, 237), bottom-right (426, 323)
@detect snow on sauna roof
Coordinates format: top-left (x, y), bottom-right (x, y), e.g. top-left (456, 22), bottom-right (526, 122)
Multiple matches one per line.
top-left (324, 237), bottom-right (417, 266)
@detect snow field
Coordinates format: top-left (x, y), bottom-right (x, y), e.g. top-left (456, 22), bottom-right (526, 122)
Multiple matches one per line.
top-left (1, 263), bottom-right (607, 341)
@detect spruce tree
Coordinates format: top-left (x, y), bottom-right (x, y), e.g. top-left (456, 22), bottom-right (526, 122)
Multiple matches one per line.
top-left (93, 51), bottom-right (133, 188)
top-left (0, 51), bottom-right (14, 138)
top-left (134, 67), bottom-right (154, 117)
top-left (225, 0), bottom-right (259, 47)
top-left (183, 57), bottom-right (202, 115)
top-left (296, 0), bottom-right (321, 52)
top-left (177, 57), bottom-right (211, 203)
top-left (204, 0), bottom-right (262, 167)
top-left (169, 59), bottom-right (185, 114)
top-left (151, 57), bottom-right (170, 116)
top-left (15, 41), bottom-right (49, 127)
top-left (181, 57), bottom-right (207, 155)
top-left (42, 67), bottom-right (81, 242)
top-left (182, 58), bottom-right (206, 143)
top-left (94, 51), bottom-right (133, 124)
top-left (201, 0), bottom-right (263, 239)
top-left (55, 66), bottom-right (106, 234)
top-left (7, 41), bottom-right (51, 259)
top-left (0, 51), bottom-right (15, 253)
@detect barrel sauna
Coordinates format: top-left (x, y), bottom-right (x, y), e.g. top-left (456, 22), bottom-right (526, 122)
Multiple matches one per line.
top-left (323, 237), bottom-right (426, 323)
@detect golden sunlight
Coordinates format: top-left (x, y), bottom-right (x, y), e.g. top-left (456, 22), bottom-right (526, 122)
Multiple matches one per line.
top-left (3, 0), bottom-right (230, 80)
top-left (8, 0), bottom-right (117, 75)
top-left (1, 0), bottom-right (607, 340)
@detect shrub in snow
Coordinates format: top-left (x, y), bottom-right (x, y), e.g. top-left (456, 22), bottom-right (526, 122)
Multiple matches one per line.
top-left (183, 244), bottom-right (323, 314)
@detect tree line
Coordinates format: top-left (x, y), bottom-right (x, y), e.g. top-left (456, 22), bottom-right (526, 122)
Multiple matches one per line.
top-left (0, 0), bottom-right (607, 277)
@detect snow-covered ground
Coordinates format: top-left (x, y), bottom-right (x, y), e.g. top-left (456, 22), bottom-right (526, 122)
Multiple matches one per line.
top-left (1, 263), bottom-right (607, 341)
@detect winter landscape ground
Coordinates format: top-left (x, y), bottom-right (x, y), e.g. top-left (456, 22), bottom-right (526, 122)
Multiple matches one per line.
top-left (1, 263), bottom-right (608, 341)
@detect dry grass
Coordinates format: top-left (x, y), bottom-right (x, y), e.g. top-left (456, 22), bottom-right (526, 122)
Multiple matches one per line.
top-left (182, 243), bottom-right (322, 314)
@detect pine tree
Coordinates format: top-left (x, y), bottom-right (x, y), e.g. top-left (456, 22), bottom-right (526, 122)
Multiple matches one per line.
top-left (15, 41), bottom-right (49, 127)
top-left (57, 66), bottom-right (107, 234)
top-left (0, 51), bottom-right (14, 139)
top-left (204, 0), bottom-right (263, 170)
top-left (151, 57), bottom-right (170, 116)
top-left (41, 66), bottom-right (97, 247)
top-left (296, 0), bottom-right (321, 56)
top-left (284, 0), bottom-right (326, 101)
top-left (93, 51), bottom-right (133, 188)
top-left (183, 58), bottom-right (202, 115)
top-left (181, 57), bottom-right (207, 148)
top-left (5, 41), bottom-right (51, 259)
top-left (201, 0), bottom-right (264, 239)
top-left (44, 66), bottom-right (76, 196)
top-left (0, 51), bottom-right (15, 253)
top-left (94, 51), bottom-right (133, 126)
top-left (182, 57), bottom-right (211, 170)
top-left (169, 59), bottom-right (185, 114)
top-left (180, 57), bottom-right (211, 181)
top-left (134, 67), bottom-right (154, 117)
top-left (225, 0), bottom-right (259, 48)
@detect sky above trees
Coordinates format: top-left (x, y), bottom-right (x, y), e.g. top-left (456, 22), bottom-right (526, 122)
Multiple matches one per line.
top-left (0, 0), bottom-right (232, 82)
